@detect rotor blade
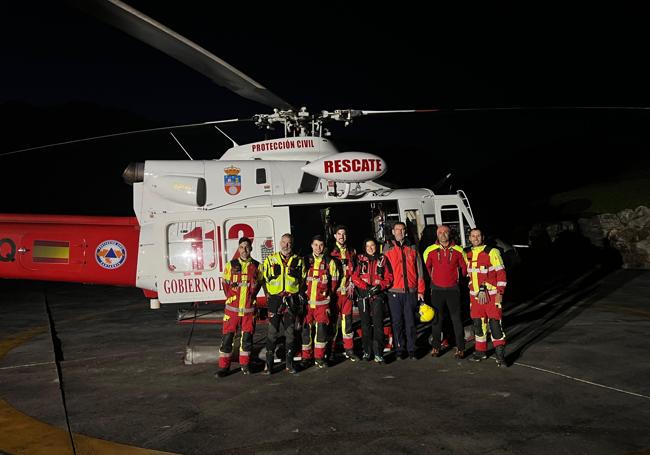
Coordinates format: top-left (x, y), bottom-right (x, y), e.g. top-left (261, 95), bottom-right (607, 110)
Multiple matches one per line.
top-left (320, 108), bottom-right (441, 123)
top-left (360, 106), bottom-right (650, 115)
top-left (359, 109), bottom-right (441, 115)
top-left (1, 118), bottom-right (248, 157)
top-left (73, 0), bottom-right (293, 110)
top-left (353, 106), bottom-right (650, 120)
top-left (448, 106), bottom-right (650, 113)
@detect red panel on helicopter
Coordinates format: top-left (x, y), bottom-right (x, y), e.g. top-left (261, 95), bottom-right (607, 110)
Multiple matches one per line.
top-left (0, 214), bottom-right (140, 286)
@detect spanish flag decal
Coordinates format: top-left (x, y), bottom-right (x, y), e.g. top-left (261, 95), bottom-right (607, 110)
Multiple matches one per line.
top-left (32, 240), bottom-right (70, 264)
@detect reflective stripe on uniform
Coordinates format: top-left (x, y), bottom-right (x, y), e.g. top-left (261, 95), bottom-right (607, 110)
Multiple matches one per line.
top-left (225, 305), bottom-right (255, 313)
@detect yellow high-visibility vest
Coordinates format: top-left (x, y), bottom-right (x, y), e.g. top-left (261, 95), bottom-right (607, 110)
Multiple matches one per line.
top-left (262, 252), bottom-right (306, 295)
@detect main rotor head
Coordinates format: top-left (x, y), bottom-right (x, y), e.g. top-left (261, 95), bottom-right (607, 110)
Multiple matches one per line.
top-left (252, 107), bottom-right (428, 137)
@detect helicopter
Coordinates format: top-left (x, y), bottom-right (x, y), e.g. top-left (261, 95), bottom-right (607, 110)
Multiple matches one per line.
top-left (0, 0), bottom-right (478, 309)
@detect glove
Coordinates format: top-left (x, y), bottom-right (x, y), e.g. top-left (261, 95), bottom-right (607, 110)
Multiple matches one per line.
top-left (478, 286), bottom-right (488, 304)
top-left (368, 285), bottom-right (381, 296)
top-left (270, 264), bottom-right (281, 279)
top-left (288, 266), bottom-right (302, 279)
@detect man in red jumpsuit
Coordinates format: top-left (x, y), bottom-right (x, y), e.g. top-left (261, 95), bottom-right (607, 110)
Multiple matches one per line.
top-left (216, 237), bottom-right (263, 377)
top-left (302, 235), bottom-right (339, 368)
top-left (466, 228), bottom-right (508, 366)
top-left (329, 225), bottom-right (359, 361)
top-left (423, 225), bottom-right (468, 359)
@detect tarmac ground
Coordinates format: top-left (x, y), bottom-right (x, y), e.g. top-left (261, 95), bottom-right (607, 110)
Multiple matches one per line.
top-left (1, 266), bottom-right (650, 454)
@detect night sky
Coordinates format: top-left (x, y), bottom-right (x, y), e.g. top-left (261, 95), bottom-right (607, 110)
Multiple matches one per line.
top-left (2, 3), bottom-right (649, 242)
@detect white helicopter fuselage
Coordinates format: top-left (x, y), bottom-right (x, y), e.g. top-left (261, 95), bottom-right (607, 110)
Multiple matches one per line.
top-left (132, 137), bottom-right (476, 304)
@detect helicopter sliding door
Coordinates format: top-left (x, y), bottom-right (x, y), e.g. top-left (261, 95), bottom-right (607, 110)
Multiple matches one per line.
top-left (158, 218), bottom-right (221, 304)
top-left (154, 207), bottom-right (290, 304)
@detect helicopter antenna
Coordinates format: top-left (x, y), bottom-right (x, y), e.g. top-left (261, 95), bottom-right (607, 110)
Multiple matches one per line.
top-left (169, 132), bottom-right (193, 160)
top-left (213, 125), bottom-right (238, 147)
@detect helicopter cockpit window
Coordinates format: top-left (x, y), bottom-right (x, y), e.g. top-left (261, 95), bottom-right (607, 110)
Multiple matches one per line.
top-left (298, 173), bottom-right (319, 193)
top-left (256, 168), bottom-right (267, 184)
top-left (167, 221), bottom-right (216, 273)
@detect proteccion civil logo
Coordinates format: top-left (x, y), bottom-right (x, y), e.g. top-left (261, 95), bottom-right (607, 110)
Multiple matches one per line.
top-left (95, 240), bottom-right (127, 269)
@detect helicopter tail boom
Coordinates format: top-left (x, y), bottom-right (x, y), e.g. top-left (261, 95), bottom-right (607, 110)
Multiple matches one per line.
top-left (0, 214), bottom-right (139, 286)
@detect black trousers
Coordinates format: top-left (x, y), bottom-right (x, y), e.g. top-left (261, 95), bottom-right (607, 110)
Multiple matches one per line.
top-left (358, 294), bottom-right (386, 356)
top-left (430, 287), bottom-right (465, 351)
top-left (266, 295), bottom-right (301, 354)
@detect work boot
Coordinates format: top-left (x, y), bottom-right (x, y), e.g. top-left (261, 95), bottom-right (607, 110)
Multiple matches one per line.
top-left (495, 345), bottom-right (506, 367)
top-left (241, 365), bottom-right (250, 375)
top-left (344, 350), bottom-right (359, 362)
top-left (430, 347), bottom-right (440, 357)
top-left (454, 348), bottom-right (465, 359)
top-left (362, 352), bottom-right (372, 362)
top-left (215, 367), bottom-right (229, 378)
top-left (263, 352), bottom-right (274, 375)
top-left (315, 359), bottom-right (327, 369)
top-left (373, 354), bottom-right (385, 364)
top-left (286, 352), bottom-right (297, 374)
top-left (469, 350), bottom-right (487, 362)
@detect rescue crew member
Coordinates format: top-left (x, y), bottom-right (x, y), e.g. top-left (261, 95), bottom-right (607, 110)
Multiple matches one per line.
top-left (216, 237), bottom-right (263, 377)
top-left (329, 225), bottom-right (359, 361)
top-left (352, 238), bottom-right (393, 363)
top-left (383, 221), bottom-right (426, 360)
top-left (466, 228), bottom-right (508, 366)
top-left (423, 225), bottom-right (468, 359)
top-left (301, 235), bottom-right (339, 368)
top-left (262, 233), bottom-right (307, 374)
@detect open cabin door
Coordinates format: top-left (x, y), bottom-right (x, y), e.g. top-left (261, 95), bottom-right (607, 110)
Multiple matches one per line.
top-left (436, 201), bottom-right (475, 247)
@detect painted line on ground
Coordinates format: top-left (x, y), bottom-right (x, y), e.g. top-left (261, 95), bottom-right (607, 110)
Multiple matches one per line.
top-left (0, 360), bottom-right (54, 370)
top-left (515, 362), bottom-right (650, 400)
top-left (593, 303), bottom-right (650, 318)
top-left (0, 327), bottom-right (179, 455)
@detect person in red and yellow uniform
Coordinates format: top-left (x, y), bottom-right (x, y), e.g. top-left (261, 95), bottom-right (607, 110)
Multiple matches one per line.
top-left (383, 222), bottom-right (426, 360)
top-left (352, 238), bottom-right (393, 363)
top-left (423, 225), bottom-right (468, 359)
top-left (466, 228), bottom-right (508, 366)
top-left (216, 237), bottom-right (263, 377)
top-left (329, 225), bottom-right (359, 361)
top-left (301, 235), bottom-right (339, 368)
